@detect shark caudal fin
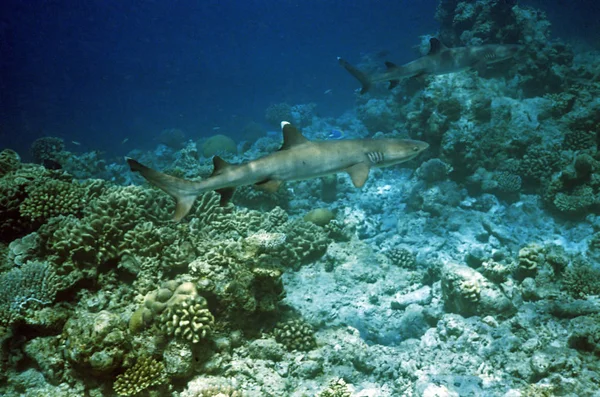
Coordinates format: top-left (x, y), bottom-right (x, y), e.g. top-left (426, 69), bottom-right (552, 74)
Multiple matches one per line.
top-left (126, 157), bottom-right (202, 222)
top-left (338, 57), bottom-right (372, 94)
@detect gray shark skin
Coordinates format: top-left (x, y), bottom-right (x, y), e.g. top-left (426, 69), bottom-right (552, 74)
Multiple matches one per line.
top-left (127, 122), bottom-right (429, 221)
top-left (338, 37), bottom-right (523, 93)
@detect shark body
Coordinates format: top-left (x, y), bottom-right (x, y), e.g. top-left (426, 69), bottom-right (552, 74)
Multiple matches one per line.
top-left (339, 38), bottom-right (523, 94)
top-left (127, 122), bottom-right (428, 221)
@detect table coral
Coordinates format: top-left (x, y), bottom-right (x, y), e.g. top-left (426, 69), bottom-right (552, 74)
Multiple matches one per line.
top-left (0, 261), bottom-right (57, 326)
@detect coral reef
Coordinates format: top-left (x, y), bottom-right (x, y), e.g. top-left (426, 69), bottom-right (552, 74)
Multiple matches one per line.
top-left (201, 134), bottom-right (238, 158)
top-left (113, 357), bottom-right (167, 396)
top-left (273, 319), bottom-right (316, 352)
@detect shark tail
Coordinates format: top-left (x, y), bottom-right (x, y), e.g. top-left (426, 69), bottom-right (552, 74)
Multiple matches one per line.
top-left (126, 157), bottom-right (202, 222)
top-left (338, 57), bottom-right (372, 94)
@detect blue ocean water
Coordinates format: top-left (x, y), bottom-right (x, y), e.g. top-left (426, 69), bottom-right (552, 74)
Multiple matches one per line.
top-left (1, 0), bottom-right (441, 159)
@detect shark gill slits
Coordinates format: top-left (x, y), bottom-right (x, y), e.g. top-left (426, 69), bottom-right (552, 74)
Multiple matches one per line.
top-left (367, 151), bottom-right (384, 164)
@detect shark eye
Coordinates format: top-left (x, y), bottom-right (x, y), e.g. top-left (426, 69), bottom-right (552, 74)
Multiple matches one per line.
top-left (413, 146), bottom-right (420, 152)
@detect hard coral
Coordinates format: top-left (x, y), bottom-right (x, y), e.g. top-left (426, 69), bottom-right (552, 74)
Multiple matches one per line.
top-left (113, 357), bottom-right (166, 396)
top-left (273, 319), bottom-right (316, 351)
top-left (160, 295), bottom-right (214, 344)
top-left (20, 179), bottom-right (87, 222)
top-left (0, 149), bottom-right (21, 176)
top-left (0, 262), bottom-right (57, 326)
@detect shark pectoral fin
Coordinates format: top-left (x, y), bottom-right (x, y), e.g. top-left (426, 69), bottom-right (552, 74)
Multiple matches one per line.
top-left (280, 122), bottom-right (310, 150)
top-left (385, 61), bottom-right (398, 70)
top-left (174, 195), bottom-right (197, 222)
top-left (388, 80), bottom-right (400, 90)
top-left (215, 187), bottom-right (236, 206)
top-left (255, 179), bottom-right (283, 193)
top-left (346, 163), bottom-right (370, 188)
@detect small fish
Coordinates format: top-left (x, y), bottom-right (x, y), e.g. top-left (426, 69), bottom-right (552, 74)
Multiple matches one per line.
top-left (328, 129), bottom-right (345, 140)
top-left (324, 89), bottom-right (333, 95)
top-left (212, 127), bottom-right (221, 131)
top-left (121, 138), bottom-right (129, 144)
top-left (71, 141), bottom-right (81, 146)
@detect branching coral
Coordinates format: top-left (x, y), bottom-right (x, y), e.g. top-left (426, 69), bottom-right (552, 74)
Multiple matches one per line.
top-left (160, 295), bottom-right (215, 344)
top-left (273, 319), bottom-right (316, 351)
top-left (113, 357), bottom-right (166, 396)
top-left (20, 179), bottom-right (87, 222)
top-left (0, 149), bottom-right (21, 176)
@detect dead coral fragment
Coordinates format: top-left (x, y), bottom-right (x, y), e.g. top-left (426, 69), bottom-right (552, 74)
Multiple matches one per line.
top-left (113, 357), bottom-right (166, 396)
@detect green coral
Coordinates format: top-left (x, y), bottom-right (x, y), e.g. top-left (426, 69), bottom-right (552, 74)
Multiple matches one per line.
top-left (273, 319), bottom-right (316, 351)
top-left (0, 149), bottom-right (21, 176)
top-left (113, 357), bottom-right (166, 396)
top-left (20, 179), bottom-right (87, 222)
top-left (30, 137), bottom-right (64, 164)
top-left (304, 208), bottom-right (335, 227)
top-left (129, 281), bottom-right (197, 333)
top-left (201, 134), bottom-right (237, 158)
top-left (515, 243), bottom-right (544, 280)
top-left (159, 295), bottom-right (214, 344)
top-left (562, 259), bottom-right (600, 298)
top-left (317, 378), bottom-right (352, 397)
top-left (62, 310), bottom-right (130, 374)
top-left (386, 247), bottom-right (416, 269)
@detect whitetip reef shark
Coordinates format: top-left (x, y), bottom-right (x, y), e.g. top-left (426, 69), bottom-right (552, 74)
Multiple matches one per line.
top-left (127, 122), bottom-right (429, 221)
top-left (338, 37), bottom-right (523, 94)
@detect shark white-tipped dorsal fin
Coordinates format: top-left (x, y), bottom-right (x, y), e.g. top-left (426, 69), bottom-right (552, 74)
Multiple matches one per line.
top-left (280, 121), bottom-right (310, 150)
top-left (346, 163), bottom-right (370, 188)
top-left (211, 156), bottom-right (233, 177)
top-left (428, 38), bottom-right (448, 55)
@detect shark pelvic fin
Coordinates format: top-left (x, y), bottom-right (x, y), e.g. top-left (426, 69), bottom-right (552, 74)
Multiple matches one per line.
top-left (211, 156), bottom-right (234, 177)
top-left (255, 179), bottom-right (283, 193)
top-left (385, 61), bottom-right (398, 70)
top-left (280, 122), bottom-right (309, 150)
top-left (388, 80), bottom-right (400, 89)
top-left (428, 38), bottom-right (448, 55)
top-left (174, 195), bottom-right (197, 222)
top-left (215, 187), bottom-right (235, 206)
top-left (346, 163), bottom-right (370, 188)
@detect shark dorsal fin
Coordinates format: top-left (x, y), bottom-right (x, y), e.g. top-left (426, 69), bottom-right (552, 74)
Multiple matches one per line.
top-left (280, 121), bottom-right (309, 150)
top-left (428, 38), bottom-right (448, 55)
top-left (211, 156), bottom-right (233, 176)
top-left (385, 61), bottom-right (398, 70)
top-left (346, 163), bottom-right (370, 188)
